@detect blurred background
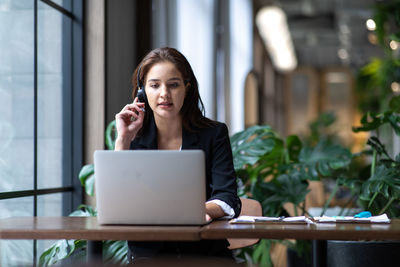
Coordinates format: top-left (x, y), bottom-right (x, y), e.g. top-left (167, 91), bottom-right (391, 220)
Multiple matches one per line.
top-left (0, 0), bottom-right (399, 266)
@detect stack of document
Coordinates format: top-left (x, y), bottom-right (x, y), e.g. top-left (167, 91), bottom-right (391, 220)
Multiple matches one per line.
top-left (229, 214), bottom-right (391, 224)
top-left (230, 215), bottom-right (314, 224)
top-left (313, 214), bottom-right (390, 223)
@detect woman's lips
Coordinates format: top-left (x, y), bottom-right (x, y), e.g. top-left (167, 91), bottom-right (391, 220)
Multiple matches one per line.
top-left (158, 102), bottom-right (172, 108)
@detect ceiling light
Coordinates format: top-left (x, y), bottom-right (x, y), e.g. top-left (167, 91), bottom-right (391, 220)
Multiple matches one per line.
top-left (366, 19), bottom-right (376, 31)
top-left (256, 6), bottom-right (297, 72)
top-left (392, 82), bottom-right (400, 93)
top-left (390, 40), bottom-right (399, 50)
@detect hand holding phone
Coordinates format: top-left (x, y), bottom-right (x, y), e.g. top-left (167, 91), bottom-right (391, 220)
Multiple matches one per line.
top-left (114, 98), bottom-right (145, 149)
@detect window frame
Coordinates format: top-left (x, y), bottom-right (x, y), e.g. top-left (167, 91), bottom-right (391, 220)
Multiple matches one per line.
top-left (0, 0), bottom-right (83, 224)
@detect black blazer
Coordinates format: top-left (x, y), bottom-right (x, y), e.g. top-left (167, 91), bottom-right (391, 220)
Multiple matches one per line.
top-left (130, 116), bottom-right (242, 217)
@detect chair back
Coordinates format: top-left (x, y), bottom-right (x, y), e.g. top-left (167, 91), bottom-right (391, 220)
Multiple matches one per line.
top-left (228, 198), bottom-right (262, 250)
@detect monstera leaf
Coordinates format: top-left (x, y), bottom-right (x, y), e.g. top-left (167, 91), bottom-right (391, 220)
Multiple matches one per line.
top-left (103, 240), bottom-right (129, 265)
top-left (260, 174), bottom-right (309, 213)
top-left (105, 120), bottom-right (117, 150)
top-left (39, 239), bottom-right (86, 267)
top-left (367, 136), bottom-right (391, 160)
top-left (39, 206), bottom-right (96, 267)
top-left (360, 165), bottom-right (400, 205)
top-left (298, 141), bottom-right (352, 180)
top-left (230, 125), bottom-right (279, 170)
top-left (78, 164), bottom-right (95, 196)
top-left (286, 135), bottom-right (302, 162)
top-left (352, 110), bottom-right (400, 136)
top-left (251, 239), bottom-right (272, 267)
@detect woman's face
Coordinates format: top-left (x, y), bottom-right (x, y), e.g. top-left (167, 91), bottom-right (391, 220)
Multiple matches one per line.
top-left (145, 61), bottom-right (187, 121)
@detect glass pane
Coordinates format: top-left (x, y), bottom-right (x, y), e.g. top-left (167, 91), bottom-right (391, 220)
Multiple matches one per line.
top-left (0, 0), bottom-right (34, 192)
top-left (37, 192), bottom-right (72, 263)
top-left (0, 196), bottom-right (33, 218)
top-left (48, 0), bottom-right (72, 13)
top-left (0, 240), bottom-right (33, 267)
top-left (37, 192), bottom-right (71, 216)
top-left (37, 0), bottom-right (68, 189)
top-left (0, 197), bottom-right (34, 267)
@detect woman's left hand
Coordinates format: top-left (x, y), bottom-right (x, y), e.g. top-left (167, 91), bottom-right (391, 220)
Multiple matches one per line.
top-left (205, 202), bottom-right (225, 220)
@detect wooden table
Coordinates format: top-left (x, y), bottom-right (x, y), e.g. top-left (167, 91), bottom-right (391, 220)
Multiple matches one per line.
top-left (0, 216), bottom-right (200, 241)
top-left (0, 216), bottom-right (201, 263)
top-left (1, 217), bottom-right (400, 267)
top-left (201, 219), bottom-right (400, 240)
top-left (202, 219), bottom-right (400, 267)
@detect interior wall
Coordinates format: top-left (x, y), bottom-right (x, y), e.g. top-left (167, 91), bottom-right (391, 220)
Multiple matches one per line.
top-left (105, 0), bottom-right (137, 125)
top-left (84, 0), bottom-right (105, 164)
top-left (229, 0), bottom-right (253, 133)
top-left (253, 29), bottom-right (286, 134)
top-left (84, 1), bottom-right (152, 206)
top-left (84, 0), bottom-right (105, 207)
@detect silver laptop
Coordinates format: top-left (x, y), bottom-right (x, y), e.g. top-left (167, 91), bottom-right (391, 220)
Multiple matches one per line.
top-left (94, 150), bottom-right (207, 225)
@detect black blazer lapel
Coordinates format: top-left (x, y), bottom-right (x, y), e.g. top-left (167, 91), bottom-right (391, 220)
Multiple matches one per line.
top-left (137, 116), bottom-right (158, 149)
top-left (182, 128), bottom-right (199, 150)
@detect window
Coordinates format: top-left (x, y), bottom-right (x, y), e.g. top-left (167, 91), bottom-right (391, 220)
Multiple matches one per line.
top-left (0, 0), bottom-right (82, 265)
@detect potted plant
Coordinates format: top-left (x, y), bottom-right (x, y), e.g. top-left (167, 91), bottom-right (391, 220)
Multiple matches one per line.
top-left (230, 120), bottom-right (353, 267)
top-left (325, 2), bottom-right (400, 264)
top-left (321, 95), bottom-right (400, 267)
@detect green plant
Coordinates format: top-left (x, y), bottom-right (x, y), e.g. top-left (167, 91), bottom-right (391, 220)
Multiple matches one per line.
top-left (230, 124), bottom-right (352, 267)
top-left (348, 2), bottom-right (400, 219)
top-left (351, 95), bottom-right (400, 218)
top-left (38, 121), bottom-right (127, 266)
top-left (356, 1), bottom-right (400, 113)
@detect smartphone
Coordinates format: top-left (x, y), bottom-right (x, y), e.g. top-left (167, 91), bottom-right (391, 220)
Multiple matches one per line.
top-left (137, 88), bottom-right (146, 103)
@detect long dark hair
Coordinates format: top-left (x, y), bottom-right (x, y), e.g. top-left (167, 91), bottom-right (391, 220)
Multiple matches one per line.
top-left (132, 47), bottom-right (215, 134)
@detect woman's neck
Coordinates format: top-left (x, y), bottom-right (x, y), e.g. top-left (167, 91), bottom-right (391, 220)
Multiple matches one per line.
top-left (155, 116), bottom-right (183, 150)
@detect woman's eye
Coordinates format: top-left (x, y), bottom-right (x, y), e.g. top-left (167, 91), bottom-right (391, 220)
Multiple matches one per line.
top-left (149, 84), bottom-right (159, 88)
top-left (168, 83), bottom-right (180, 88)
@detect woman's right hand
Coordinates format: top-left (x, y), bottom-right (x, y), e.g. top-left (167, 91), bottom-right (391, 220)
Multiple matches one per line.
top-left (115, 97), bottom-right (145, 150)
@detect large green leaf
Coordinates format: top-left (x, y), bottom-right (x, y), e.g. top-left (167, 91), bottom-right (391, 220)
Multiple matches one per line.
top-left (38, 239), bottom-right (86, 267)
top-left (103, 240), bottom-right (129, 265)
top-left (260, 174), bottom-right (309, 208)
top-left (286, 135), bottom-right (302, 162)
top-left (352, 111), bottom-right (387, 133)
top-left (353, 111), bottom-right (400, 136)
top-left (367, 137), bottom-right (391, 160)
top-left (298, 141), bottom-right (352, 180)
top-left (78, 164), bottom-right (95, 196)
top-left (230, 125), bottom-right (278, 170)
top-left (360, 165), bottom-right (400, 204)
top-left (252, 239), bottom-right (272, 267)
top-left (105, 120), bottom-right (117, 150)
top-left (387, 113), bottom-right (400, 136)
top-left (69, 204), bottom-right (97, 217)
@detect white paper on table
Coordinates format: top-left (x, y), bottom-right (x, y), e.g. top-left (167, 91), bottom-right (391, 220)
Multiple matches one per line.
top-left (230, 216), bottom-right (282, 223)
top-left (313, 213), bottom-right (391, 223)
top-left (369, 214), bottom-right (390, 223)
top-left (230, 215), bottom-right (314, 224)
top-left (282, 216), bottom-right (315, 224)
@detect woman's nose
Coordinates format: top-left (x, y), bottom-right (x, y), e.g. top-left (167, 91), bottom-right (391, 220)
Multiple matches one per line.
top-left (160, 85), bottom-right (169, 97)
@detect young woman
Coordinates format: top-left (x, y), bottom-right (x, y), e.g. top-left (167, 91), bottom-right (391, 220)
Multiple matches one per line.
top-left (115, 47), bottom-right (241, 262)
